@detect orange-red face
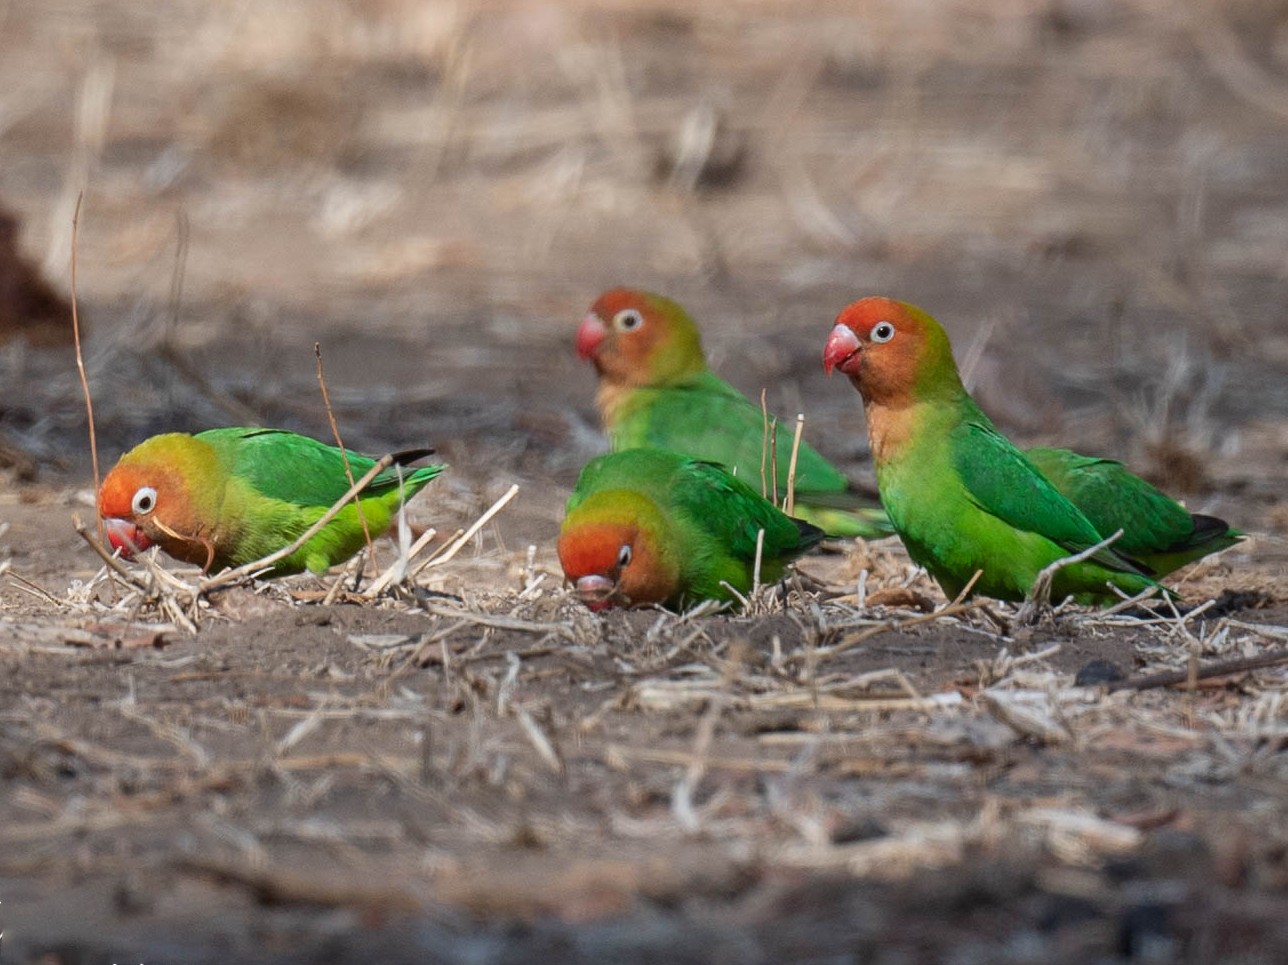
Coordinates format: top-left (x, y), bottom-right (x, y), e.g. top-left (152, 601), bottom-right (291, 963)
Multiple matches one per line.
top-left (98, 460), bottom-right (160, 558)
top-left (97, 435), bottom-right (215, 568)
top-left (823, 297), bottom-right (950, 406)
top-left (575, 288), bottom-right (704, 388)
top-left (557, 505), bottom-right (679, 611)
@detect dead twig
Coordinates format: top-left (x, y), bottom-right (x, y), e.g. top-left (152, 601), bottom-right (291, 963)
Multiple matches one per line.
top-left (69, 193), bottom-right (102, 546)
top-left (1108, 647), bottom-right (1288, 693)
top-left (1016, 530), bottom-right (1131, 625)
top-left (784, 412), bottom-right (804, 515)
top-left (409, 483), bottom-right (519, 577)
top-left (175, 856), bottom-right (423, 913)
top-left (316, 341), bottom-right (376, 568)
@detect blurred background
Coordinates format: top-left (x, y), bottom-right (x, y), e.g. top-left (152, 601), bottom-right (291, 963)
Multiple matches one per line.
top-left (1, 0), bottom-right (1286, 538)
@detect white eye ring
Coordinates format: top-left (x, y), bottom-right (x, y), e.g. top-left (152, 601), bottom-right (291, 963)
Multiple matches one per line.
top-left (613, 309), bottom-right (644, 332)
top-left (616, 544), bottom-right (633, 568)
top-left (131, 486), bottom-right (158, 516)
top-left (870, 321), bottom-right (896, 343)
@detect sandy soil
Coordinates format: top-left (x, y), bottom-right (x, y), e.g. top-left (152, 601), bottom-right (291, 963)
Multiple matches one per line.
top-left (2, 0), bottom-right (1288, 961)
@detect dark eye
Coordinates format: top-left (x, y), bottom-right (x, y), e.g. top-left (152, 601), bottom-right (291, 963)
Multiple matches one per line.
top-left (131, 486), bottom-right (157, 515)
top-left (871, 321), bottom-right (895, 343)
top-left (613, 309), bottom-right (644, 332)
top-left (616, 544), bottom-right (632, 568)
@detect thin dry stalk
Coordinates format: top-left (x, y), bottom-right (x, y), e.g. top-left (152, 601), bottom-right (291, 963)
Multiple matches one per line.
top-left (315, 341), bottom-right (376, 567)
top-left (784, 412), bottom-right (805, 515)
top-left (759, 388), bottom-right (770, 499)
top-left (1016, 530), bottom-right (1131, 624)
top-left (69, 194), bottom-right (102, 546)
top-left (769, 417), bottom-right (779, 500)
top-left (74, 515), bottom-right (139, 584)
top-left (752, 528), bottom-right (765, 594)
top-left (411, 483), bottom-right (519, 577)
top-left (323, 551), bottom-right (367, 605)
top-left (365, 528), bottom-right (436, 596)
top-left (73, 517), bottom-right (200, 632)
top-left (804, 599), bottom-right (981, 665)
top-left (514, 706), bottom-right (564, 775)
top-left (419, 601), bottom-right (577, 640)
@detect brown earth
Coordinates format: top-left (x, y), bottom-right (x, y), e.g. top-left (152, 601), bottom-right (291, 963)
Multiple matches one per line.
top-left (2, 0), bottom-right (1288, 961)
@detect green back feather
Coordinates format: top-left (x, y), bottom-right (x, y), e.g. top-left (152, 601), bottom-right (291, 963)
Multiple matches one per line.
top-left (196, 428), bottom-right (445, 575)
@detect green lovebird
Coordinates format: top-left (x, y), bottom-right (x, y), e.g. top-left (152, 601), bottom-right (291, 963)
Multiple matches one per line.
top-left (822, 298), bottom-right (1237, 604)
top-left (576, 288), bottom-right (892, 540)
top-left (557, 448), bottom-right (825, 611)
top-left (98, 427), bottom-right (445, 576)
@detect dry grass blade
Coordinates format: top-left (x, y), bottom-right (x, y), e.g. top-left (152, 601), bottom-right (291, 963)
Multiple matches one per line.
top-left (515, 706), bottom-right (564, 775)
top-left (801, 600), bottom-right (981, 666)
top-left (410, 483), bottom-right (519, 577)
top-left (784, 412), bottom-right (804, 515)
top-left (418, 601), bottom-right (577, 640)
top-left (1016, 529), bottom-right (1132, 624)
top-left (752, 528), bottom-right (765, 595)
top-left (315, 341), bottom-right (376, 568)
top-left (69, 194), bottom-right (102, 547)
top-left (759, 388), bottom-right (770, 499)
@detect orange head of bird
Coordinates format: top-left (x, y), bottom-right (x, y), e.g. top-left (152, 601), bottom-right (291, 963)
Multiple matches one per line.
top-left (557, 493), bottom-right (680, 610)
top-left (822, 297), bottom-right (960, 406)
top-left (97, 434), bottom-right (218, 569)
top-left (575, 288), bottom-right (706, 389)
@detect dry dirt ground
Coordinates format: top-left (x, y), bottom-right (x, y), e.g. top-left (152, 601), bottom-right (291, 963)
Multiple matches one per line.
top-left (3, 0), bottom-right (1288, 961)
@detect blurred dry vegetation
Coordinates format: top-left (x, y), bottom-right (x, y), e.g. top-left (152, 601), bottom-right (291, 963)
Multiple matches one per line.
top-left (3, 0), bottom-right (1288, 961)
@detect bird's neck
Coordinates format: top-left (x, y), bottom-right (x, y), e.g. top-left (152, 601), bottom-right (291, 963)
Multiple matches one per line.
top-left (596, 368), bottom-right (704, 429)
top-left (595, 380), bottom-right (635, 429)
top-left (864, 389), bottom-right (964, 473)
top-left (864, 398), bottom-right (921, 470)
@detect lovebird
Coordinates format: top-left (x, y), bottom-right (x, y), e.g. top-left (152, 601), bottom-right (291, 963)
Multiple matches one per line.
top-left (576, 288), bottom-right (892, 540)
top-left (820, 298), bottom-right (1229, 604)
top-left (98, 427), bottom-right (445, 576)
top-left (557, 448), bottom-right (825, 611)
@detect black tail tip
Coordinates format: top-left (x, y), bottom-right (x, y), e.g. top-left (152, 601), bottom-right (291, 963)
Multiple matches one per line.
top-left (392, 447), bottom-right (437, 465)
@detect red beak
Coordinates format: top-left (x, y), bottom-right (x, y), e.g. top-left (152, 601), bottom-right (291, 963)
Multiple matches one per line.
top-left (574, 573), bottom-right (617, 610)
top-left (823, 323), bottom-right (862, 376)
top-left (102, 517), bottom-right (152, 558)
top-left (576, 314), bottom-right (606, 361)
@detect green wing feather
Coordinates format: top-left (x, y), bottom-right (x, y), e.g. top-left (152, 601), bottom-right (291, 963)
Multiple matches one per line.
top-left (952, 421), bottom-right (1145, 576)
top-left (1025, 447), bottom-right (1241, 575)
top-left (669, 458), bottom-right (825, 565)
top-left (197, 428), bottom-right (443, 506)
